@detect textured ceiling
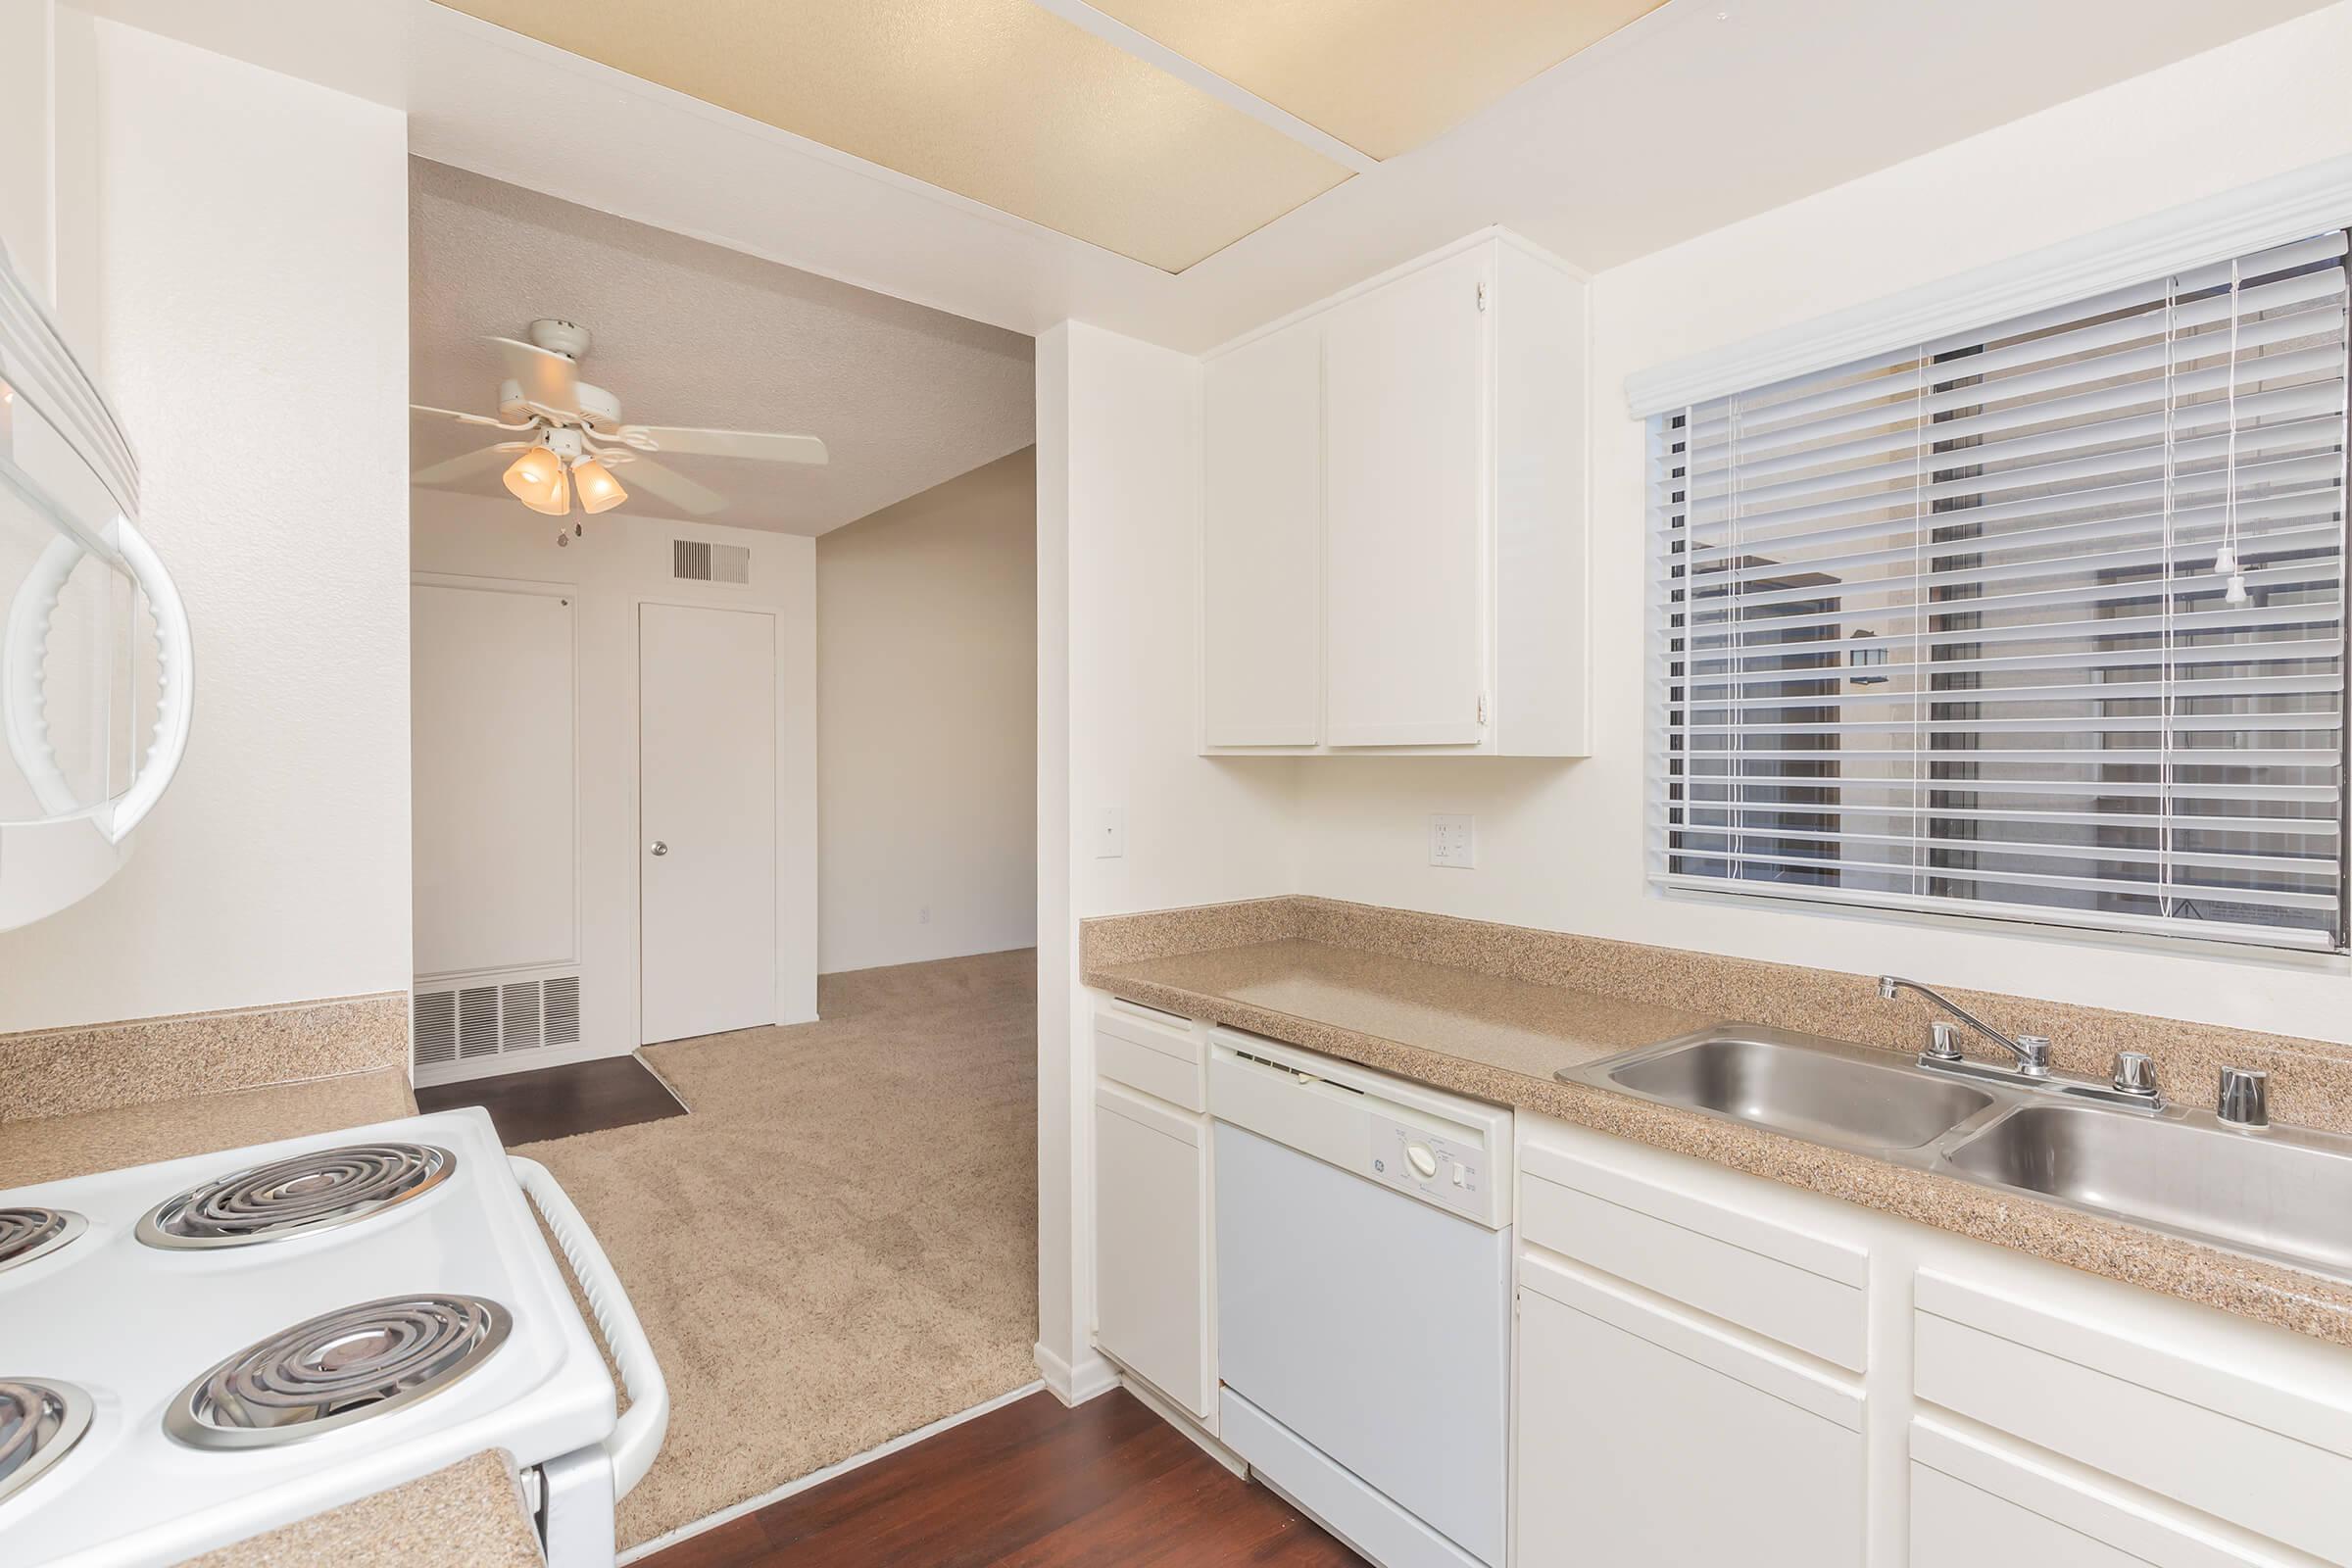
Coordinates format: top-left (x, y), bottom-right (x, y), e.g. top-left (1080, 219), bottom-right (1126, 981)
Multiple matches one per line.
top-left (1088, 0), bottom-right (1668, 160)
top-left (426, 0), bottom-right (1353, 272)
top-left (409, 159), bottom-right (1035, 536)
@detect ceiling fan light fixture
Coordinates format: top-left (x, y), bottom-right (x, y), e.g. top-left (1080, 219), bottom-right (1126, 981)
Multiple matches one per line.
top-left (572, 456), bottom-right (627, 514)
top-left (503, 441), bottom-right (572, 516)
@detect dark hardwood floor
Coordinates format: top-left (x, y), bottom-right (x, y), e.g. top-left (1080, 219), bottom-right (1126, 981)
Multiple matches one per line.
top-left (414, 1054), bottom-right (686, 1145)
top-left (642, 1389), bottom-right (1367, 1568)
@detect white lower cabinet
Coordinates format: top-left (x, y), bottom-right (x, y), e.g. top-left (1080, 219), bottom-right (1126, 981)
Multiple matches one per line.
top-left (1515, 1252), bottom-right (1864, 1568)
top-left (1090, 1002), bottom-right (1215, 1423)
top-left (1510, 1111), bottom-right (2352, 1568)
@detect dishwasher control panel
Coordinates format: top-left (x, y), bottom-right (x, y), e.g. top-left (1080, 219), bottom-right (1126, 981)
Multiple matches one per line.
top-left (1368, 1115), bottom-right (1490, 1221)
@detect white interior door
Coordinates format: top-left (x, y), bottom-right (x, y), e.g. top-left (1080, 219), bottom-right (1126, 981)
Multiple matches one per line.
top-left (639, 602), bottom-right (776, 1045)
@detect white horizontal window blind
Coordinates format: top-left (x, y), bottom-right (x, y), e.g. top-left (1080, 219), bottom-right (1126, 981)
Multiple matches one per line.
top-left (1649, 230), bottom-right (2351, 951)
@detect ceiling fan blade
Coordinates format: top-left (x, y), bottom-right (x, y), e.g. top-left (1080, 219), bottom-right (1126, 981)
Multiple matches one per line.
top-left (487, 336), bottom-right (581, 418)
top-left (411, 445), bottom-right (513, 487)
top-left (622, 456), bottom-right (727, 516)
top-left (410, 403), bottom-right (510, 427)
top-left (626, 425), bottom-right (827, 466)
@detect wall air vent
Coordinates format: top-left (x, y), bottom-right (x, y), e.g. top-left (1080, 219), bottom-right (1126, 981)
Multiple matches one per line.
top-left (543, 974), bottom-right (581, 1046)
top-left (413, 991), bottom-right (458, 1067)
top-left (412, 971), bottom-right (583, 1079)
top-left (672, 540), bottom-right (751, 585)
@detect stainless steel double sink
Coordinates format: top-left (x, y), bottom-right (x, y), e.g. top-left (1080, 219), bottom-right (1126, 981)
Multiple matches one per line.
top-left (1562, 1026), bottom-right (2352, 1283)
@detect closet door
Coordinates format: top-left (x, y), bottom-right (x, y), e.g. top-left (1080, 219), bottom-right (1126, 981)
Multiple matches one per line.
top-left (1321, 248), bottom-right (1490, 749)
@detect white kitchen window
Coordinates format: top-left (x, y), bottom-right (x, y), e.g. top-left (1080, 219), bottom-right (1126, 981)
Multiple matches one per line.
top-left (1648, 230), bottom-right (2350, 952)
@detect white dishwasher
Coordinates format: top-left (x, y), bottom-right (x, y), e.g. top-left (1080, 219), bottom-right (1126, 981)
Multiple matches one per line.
top-left (1209, 1029), bottom-right (1513, 1568)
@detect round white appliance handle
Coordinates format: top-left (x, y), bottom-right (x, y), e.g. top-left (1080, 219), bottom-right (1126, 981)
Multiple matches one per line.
top-left (2, 531), bottom-right (85, 818)
top-left (509, 1155), bottom-right (671, 1499)
top-left (0, 515), bottom-right (193, 840)
top-left (104, 515), bottom-right (193, 843)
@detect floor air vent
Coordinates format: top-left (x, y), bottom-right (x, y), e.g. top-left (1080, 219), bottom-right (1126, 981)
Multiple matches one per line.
top-left (413, 972), bottom-right (582, 1075)
top-left (672, 540), bottom-right (751, 584)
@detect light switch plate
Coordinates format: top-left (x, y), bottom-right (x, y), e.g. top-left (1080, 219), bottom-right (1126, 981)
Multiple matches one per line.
top-left (1095, 807), bottom-right (1127, 858)
top-left (1429, 812), bottom-right (1474, 869)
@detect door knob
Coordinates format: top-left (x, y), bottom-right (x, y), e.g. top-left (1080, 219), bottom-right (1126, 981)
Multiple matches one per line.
top-left (649, 841), bottom-right (668, 857)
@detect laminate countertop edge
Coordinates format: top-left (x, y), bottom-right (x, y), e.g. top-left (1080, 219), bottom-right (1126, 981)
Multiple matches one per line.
top-left (1085, 947), bottom-right (2352, 1351)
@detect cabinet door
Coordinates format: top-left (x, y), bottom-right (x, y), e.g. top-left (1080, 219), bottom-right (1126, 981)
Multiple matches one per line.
top-left (1094, 1082), bottom-right (1212, 1419)
top-left (1515, 1263), bottom-right (1863, 1568)
top-left (1910, 1425), bottom-right (2288, 1568)
top-left (1322, 248), bottom-right (1490, 748)
top-left (1202, 323), bottom-right (1322, 748)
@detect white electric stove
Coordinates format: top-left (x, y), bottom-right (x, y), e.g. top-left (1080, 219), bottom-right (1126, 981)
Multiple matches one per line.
top-left (0, 1107), bottom-right (667, 1567)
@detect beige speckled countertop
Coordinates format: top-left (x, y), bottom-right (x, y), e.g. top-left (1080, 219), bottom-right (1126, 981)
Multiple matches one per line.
top-left (1084, 902), bottom-right (2352, 1350)
top-left (0, 1067), bottom-right (418, 1188)
top-left (180, 1449), bottom-right (544, 1568)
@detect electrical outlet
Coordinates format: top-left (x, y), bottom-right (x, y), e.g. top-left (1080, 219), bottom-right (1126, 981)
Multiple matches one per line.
top-left (919, 906), bottom-right (932, 925)
top-left (1429, 813), bottom-right (1475, 869)
top-left (1095, 807), bottom-right (1127, 859)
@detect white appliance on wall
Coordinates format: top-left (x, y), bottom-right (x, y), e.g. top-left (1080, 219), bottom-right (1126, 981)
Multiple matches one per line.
top-left (1209, 1031), bottom-right (1514, 1568)
top-left (0, 1106), bottom-right (667, 1565)
top-left (0, 241), bottom-right (191, 931)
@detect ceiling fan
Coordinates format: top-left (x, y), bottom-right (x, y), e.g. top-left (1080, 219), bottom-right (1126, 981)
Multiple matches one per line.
top-left (410, 318), bottom-right (828, 531)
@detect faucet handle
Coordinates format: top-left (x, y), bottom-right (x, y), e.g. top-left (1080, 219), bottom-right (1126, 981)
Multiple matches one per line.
top-left (2218, 1066), bottom-right (2270, 1129)
top-left (1926, 1020), bottom-right (1963, 1060)
top-left (2109, 1051), bottom-right (2158, 1099)
top-left (2014, 1034), bottom-right (2052, 1078)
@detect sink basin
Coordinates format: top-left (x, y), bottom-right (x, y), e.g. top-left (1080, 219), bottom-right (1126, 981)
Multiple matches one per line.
top-left (1943, 1103), bottom-right (2352, 1278)
top-left (1587, 1027), bottom-right (1999, 1153)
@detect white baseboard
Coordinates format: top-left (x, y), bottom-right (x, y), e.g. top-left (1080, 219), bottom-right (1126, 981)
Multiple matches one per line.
top-left (616, 1379), bottom-right (1046, 1564)
top-left (1033, 1341), bottom-right (1119, 1406)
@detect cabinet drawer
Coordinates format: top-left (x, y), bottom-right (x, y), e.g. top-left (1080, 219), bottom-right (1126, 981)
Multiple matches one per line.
top-left (1911, 1418), bottom-right (2291, 1568)
top-left (1094, 999), bottom-right (1205, 1112)
top-left (1517, 1141), bottom-right (1866, 1371)
top-left (1916, 1272), bottom-right (2352, 1563)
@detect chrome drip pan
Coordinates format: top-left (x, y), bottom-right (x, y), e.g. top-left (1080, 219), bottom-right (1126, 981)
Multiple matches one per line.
top-left (0, 1379), bottom-right (93, 1507)
top-left (165, 1294), bottom-right (511, 1449)
top-left (138, 1144), bottom-right (455, 1249)
top-left (0, 1208), bottom-right (85, 1275)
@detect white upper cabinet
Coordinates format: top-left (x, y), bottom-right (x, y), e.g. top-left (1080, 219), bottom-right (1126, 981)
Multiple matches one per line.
top-left (1199, 229), bottom-right (1589, 757)
top-left (1323, 246), bottom-right (1490, 747)
top-left (1201, 321), bottom-right (1323, 748)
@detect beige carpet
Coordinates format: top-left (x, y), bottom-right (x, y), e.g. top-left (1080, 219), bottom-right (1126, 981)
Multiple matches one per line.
top-left (518, 948), bottom-right (1041, 1549)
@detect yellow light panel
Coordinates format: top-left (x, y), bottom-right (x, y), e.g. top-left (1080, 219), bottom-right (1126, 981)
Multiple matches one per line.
top-left (433, 0), bottom-right (1356, 271)
top-left (1089, 0), bottom-right (1670, 160)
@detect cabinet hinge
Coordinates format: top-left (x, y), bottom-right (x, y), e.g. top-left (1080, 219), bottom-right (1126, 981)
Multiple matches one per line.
top-left (1477, 694), bottom-right (1489, 725)
top-left (1476, 280), bottom-right (1489, 313)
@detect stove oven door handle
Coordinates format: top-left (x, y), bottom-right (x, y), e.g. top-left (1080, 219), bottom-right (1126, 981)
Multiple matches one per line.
top-left (510, 1155), bottom-right (671, 1498)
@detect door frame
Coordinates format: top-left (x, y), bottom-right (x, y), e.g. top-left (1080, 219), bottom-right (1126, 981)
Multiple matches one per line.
top-left (632, 592), bottom-right (791, 1047)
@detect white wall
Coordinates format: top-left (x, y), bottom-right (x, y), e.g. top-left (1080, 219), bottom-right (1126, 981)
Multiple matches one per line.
top-left (816, 447), bottom-right (1037, 974)
top-left (412, 494), bottom-right (819, 1058)
top-left (1289, 3), bottom-right (2352, 1043)
top-left (0, 20), bottom-right (412, 1032)
top-left (1034, 321), bottom-right (1301, 1395)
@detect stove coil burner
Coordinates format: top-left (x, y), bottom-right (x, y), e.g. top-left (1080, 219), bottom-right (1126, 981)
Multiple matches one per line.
top-left (137, 1144), bottom-right (455, 1249)
top-left (165, 1294), bottom-right (511, 1449)
top-left (0, 1380), bottom-right (93, 1507)
top-left (0, 1208), bottom-right (85, 1274)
